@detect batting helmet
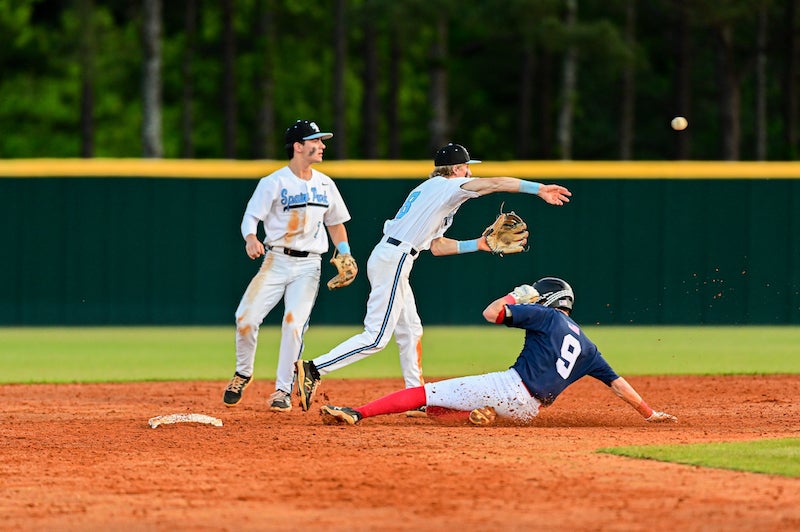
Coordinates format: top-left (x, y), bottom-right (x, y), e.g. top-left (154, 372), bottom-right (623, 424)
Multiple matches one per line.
top-left (532, 277), bottom-right (574, 314)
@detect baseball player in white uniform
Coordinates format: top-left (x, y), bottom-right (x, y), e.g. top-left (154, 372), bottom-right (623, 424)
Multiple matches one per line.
top-left (295, 143), bottom-right (572, 414)
top-left (223, 120), bottom-right (354, 412)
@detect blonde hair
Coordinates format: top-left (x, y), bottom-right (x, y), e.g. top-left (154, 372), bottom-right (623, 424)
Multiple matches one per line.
top-left (429, 165), bottom-right (458, 178)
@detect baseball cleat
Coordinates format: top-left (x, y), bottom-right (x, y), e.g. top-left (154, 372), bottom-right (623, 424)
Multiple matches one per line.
top-left (320, 405), bottom-right (362, 425)
top-left (468, 406), bottom-right (497, 426)
top-left (223, 372), bottom-right (252, 407)
top-left (269, 390), bottom-right (292, 412)
top-left (405, 405), bottom-right (428, 418)
top-left (295, 360), bottom-right (321, 412)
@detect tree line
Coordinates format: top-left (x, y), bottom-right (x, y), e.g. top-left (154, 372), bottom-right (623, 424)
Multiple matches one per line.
top-left (1, 0), bottom-right (798, 161)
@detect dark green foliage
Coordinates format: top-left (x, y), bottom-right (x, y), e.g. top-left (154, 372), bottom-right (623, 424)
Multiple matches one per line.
top-left (0, 0), bottom-right (796, 160)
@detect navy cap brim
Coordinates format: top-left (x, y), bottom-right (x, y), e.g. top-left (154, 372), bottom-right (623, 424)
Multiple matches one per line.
top-left (466, 159), bottom-right (481, 164)
top-left (303, 132), bottom-right (333, 140)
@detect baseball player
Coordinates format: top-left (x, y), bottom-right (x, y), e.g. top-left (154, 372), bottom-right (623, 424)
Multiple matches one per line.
top-left (318, 277), bottom-right (678, 426)
top-left (295, 143), bottom-right (572, 414)
top-left (223, 120), bottom-right (354, 412)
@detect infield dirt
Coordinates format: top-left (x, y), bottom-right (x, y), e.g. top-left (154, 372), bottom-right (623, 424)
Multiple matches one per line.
top-left (1, 375), bottom-right (798, 531)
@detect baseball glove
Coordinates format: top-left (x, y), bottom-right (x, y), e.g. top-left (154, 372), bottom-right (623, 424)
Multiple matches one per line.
top-left (482, 209), bottom-right (529, 256)
top-left (326, 251), bottom-right (358, 290)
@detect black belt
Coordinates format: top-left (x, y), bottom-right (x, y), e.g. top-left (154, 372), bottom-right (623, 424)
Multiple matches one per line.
top-left (268, 245), bottom-right (310, 258)
top-left (386, 237), bottom-right (418, 256)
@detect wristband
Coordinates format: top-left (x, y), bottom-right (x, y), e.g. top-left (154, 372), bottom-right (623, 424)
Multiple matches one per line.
top-left (336, 241), bottom-right (351, 255)
top-left (456, 239), bottom-right (480, 254)
top-left (519, 181), bottom-right (541, 195)
top-left (496, 296), bottom-right (516, 323)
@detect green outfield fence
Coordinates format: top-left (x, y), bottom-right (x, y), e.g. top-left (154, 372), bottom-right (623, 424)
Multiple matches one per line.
top-left (1, 160), bottom-right (798, 326)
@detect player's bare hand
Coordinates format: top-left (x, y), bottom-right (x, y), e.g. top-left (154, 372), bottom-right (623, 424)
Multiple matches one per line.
top-left (538, 184), bottom-right (572, 206)
top-left (245, 236), bottom-right (265, 259)
top-left (646, 411), bottom-right (677, 423)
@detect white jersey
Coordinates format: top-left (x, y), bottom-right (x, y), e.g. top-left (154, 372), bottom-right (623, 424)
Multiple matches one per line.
top-left (241, 166), bottom-right (351, 254)
top-left (382, 176), bottom-right (480, 251)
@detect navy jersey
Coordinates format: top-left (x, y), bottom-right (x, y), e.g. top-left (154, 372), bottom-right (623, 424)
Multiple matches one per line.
top-left (508, 304), bottom-right (619, 406)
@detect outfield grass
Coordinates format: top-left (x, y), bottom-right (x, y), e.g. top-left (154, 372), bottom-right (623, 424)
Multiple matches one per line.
top-left (0, 325), bottom-right (797, 384)
top-left (600, 438), bottom-right (800, 477)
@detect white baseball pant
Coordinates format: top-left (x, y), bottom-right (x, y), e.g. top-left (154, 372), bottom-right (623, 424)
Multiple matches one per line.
top-left (424, 368), bottom-right (542, 422)
top-left (234, 251), bottom-right (321, 393)
top-left (312, 239), bottom-right (424, 388)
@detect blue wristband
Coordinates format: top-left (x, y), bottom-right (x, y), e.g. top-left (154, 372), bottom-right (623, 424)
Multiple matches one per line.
top-left (457, 239), bottom-right (480, 254)
top-left (519, 181), bottom-right (541, 195)
top-left (336, 241), bottom-right (351, 255)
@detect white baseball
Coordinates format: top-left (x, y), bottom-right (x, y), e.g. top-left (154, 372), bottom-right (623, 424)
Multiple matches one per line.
top-left (671, 116), bottom-right (688, 130)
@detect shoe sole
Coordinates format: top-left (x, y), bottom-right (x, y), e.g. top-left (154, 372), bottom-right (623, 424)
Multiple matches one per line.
top-left (320, 405), bottom-right (357, 425)
top-left (295, 361), bottom-right (318, 412)
top-left (405, 409), bottom-right (427, 418)
top-left (223, 378), bottom-right (252, 407)
top-left (469, 406), bottom-right (497, 426)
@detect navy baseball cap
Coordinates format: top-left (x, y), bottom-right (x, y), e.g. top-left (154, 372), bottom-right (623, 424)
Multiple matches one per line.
top-left (285, 120), bottom-right (333, 144)
top-left (434, 143), bottom-right (481, 166)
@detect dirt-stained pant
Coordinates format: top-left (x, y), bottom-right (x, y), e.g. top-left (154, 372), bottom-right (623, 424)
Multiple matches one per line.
top-left (234, 251), bottom-right (320, 393)
top-left (425, 368), bottom-right (541, 422)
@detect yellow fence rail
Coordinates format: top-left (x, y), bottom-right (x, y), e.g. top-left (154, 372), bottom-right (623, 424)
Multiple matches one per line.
top-left (1, 159), bottom-right (799, 179)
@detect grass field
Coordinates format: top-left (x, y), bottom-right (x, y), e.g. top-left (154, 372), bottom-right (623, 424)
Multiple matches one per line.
top-left (601, 438), bottom-right (800, 478)
top-left (0, 325), bottom-right (797, 384)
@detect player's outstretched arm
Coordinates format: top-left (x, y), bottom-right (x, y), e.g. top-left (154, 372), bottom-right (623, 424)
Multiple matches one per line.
top-left (610, 377), bottom-right (677, 423)
top-left (461, 177), bottom-right (572, 205)
top-left (536, 183), bottom-right (572, 206)
top-left (430, 236), bottom-right (491, 256)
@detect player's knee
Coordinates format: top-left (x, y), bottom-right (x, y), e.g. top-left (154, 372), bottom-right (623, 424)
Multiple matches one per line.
top-left (281, 319), bottom-right (306, 339)
top-left (236, 322), bottom-right (259, 337)
top-left (375, 335), bottom-right (394, 350)
top-left (235, 312), bottom-right (260, 335)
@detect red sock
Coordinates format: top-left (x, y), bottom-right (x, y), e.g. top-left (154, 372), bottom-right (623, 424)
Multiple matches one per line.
top-left (358, 386), bottom-right (426, 418)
